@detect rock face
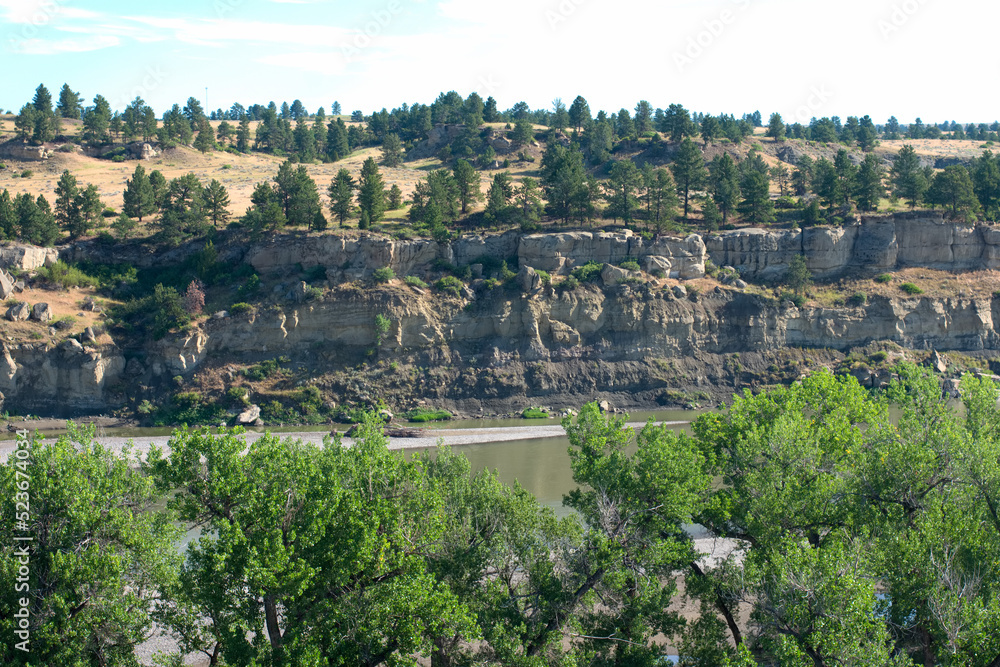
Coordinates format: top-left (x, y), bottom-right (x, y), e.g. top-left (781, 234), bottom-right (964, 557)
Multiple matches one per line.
top-left (0, 343), bottom-right (125, 416)
top-left (245, 229), bottom-right (707, 282)
top-left (0, 141), bottom-right (51, 161)
top-left (0, 243), bottom-right (58, 271)
top-left (705, 212), bottom-right (1000, 280)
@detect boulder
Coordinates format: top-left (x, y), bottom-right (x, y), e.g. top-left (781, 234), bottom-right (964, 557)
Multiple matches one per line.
top-left (237, 404), bottom-right (261, 425)
top-left (5, 302), bottom-right (29, 322)
top-left (517, 265), bottom-right (541, 292)
top-left (30, 302), bottom-right (53, 322)
top-left (643, 255), bottom-right (672, 276)
top-left (601, 264), bottom-right (641, 286)
top-left (0, 270), bottom-right (13, 299)
top-left (925, 350), bottom-right (948, 374)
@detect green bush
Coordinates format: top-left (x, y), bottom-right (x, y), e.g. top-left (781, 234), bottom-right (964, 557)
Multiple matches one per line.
top-left (571, 261), bottom-right (603, 283)
top-left (404, 275), bottom-right (429, 288)
top-left (243, 358), bottom-right (284, 382)
top-left (619, 259), bottom-right (641, 272)
top-left (373, 267), bottom-right (395, 284)
top-left (35, 261), bottom-right (98, 289)
top-left (521, 407), bottom-right (549, 419)
top-left (404, 407), bottom-right (453, 422)
top-left (559, 275), bottom-right (580, 291)
top-left (229, 302), bottom-right (254, 316)
top-left (847, 292), bottom-right (868, 306)
top-left (874, 273), bottom-right (893, 284)
top-left (435, 276), bottom-right (464, 298)
top-left (900, 282), bottom-right (924, 295)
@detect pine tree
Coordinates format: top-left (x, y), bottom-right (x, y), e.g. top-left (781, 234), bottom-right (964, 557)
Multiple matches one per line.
top-left (855, 153), bottom-right (886, 212)
top-left (204, 180), bottom-right (231, 226)
top-left (328, 169), bottom-right (356, 226)
top-left (123, 164), bottom-right (156, 222)
top-left (237, 117), bottom-right (251, 153)
top-left (766, 113), bottom-right (786, 142)
top-left (671, 137), bottom-right (707, 218)
top-left (54, 170), bottom-right (80, 232)
top-left (603, 160), bottom-right (643, 223)
top-left (927, 165), bottom-right (981, 220)
top-left (453, 159), bottom-right (481, 214)
top-left (709, 153), bottom-right (740, 223)
top-left (193, 119), bottom-right (216, 153)
top-left (381, 134), bottom-right (404, 167)
top-left (738, 169), bottom-right (775, 224)
top-left (358, 158), bottom-right (387, 223)
top-left (56, 84), bottom-right (83, 119)
top-left (83, 95), bottom-right (112, 144)
top-left (891, 145), bottom-right (927, 209)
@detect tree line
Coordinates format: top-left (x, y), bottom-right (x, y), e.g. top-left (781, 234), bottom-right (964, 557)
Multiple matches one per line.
top-left (3, 365), bottom-right (1000, 665)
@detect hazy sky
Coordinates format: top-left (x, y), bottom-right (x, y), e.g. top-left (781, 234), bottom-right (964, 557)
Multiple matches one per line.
top-left (0, 0), bottom-right (991, 124)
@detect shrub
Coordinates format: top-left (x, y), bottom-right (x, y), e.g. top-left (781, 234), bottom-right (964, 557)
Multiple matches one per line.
top-left (847, 292), bottom-right (868, 306)
top-left (404, 407), bottom-right (453, 422)
top-left (404, 275), bottom-right (428, 289)
top-left (559, 275), bottom-right (580, 291)
top-left (875, 273), bottom-right (893, 284)
top-left (619, 259), bottom-right (641, 272)
top-left (229, 302), bottom-right (254, 316)
top-left (243, 358), bottom-right (283, 382)
top-left (900, 282), bottom-right (924, 295)
top-left (571, 261), bottom-right (603, 283)
top-left (435, 276), bottom-right (464, 298)
top-left (521, 407), bottom-right (549, 419)
top-left (35, 261), bottom-right (98, 289)
top-left (373, 267), bottom-right (395, 284)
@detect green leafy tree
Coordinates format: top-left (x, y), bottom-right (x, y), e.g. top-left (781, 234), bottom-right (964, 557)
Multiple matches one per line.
top-left (671, 137), bottom-right (708, 218)
top-left (328, 168), bottom-right (356, 226)
top-left (357, 157), bottom-right (387, 223)
top-left (0, 428), bottom-right (180, 667)
top-left (148, 421), bottom-right (477, 666)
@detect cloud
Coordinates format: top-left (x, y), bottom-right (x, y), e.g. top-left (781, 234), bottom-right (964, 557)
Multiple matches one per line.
top-left (122, 16), bottom-right (354, 49)
top-left (256, 51), bottom-right (348, 75)
top-left (14, 34), bottom-right (120, 55)
top-left (0, 0), bottom-right (98, 24)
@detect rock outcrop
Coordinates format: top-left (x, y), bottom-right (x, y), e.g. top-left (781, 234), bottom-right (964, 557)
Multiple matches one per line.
top-left (706, 212), bottom-right (1000, 280)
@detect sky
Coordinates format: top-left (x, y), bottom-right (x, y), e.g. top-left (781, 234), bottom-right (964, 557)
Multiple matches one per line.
top-left (0, 0), bottom-right (993, 124)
